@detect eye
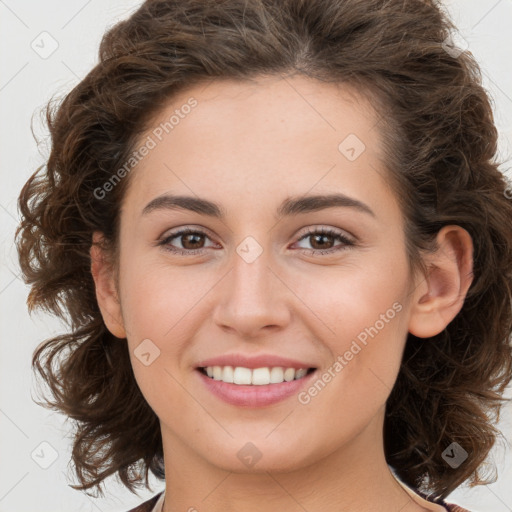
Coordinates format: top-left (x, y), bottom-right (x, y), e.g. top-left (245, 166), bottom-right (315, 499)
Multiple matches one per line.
top-left (293, 227), bottom-right (355, 255)
top-left (158, 228), bottom-right (218, 255)
top-left (157, 226), bottom-right (355, 256)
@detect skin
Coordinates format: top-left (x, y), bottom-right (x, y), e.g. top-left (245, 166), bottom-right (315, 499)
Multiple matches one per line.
top-left (91, 75), bottom-right (473, 512)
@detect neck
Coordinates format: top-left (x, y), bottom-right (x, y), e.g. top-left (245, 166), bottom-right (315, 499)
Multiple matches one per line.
top-left (159, 408), bottom-right (433, 512)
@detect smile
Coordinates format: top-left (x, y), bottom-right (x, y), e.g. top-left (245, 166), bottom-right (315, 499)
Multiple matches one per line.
top-left (199, 366), bottom-right (316, 385)
top-left (196, 366), bottom-right (318, 407)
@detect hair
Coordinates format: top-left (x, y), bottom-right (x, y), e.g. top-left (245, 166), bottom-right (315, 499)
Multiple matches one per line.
top-left (15, 0), bottom-right (512, 502)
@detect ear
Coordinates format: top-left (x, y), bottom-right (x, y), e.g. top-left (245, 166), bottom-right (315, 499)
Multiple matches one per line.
top-left (408, 225), bottom-right (474, 338)
top-left (90, 231), bottom-right (127, 339)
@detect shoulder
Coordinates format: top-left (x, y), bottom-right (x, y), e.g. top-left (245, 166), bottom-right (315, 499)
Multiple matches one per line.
top-left (410, 484), bottom-right (473, 512)
top-left (126, 492), bottom-right (163, 512)
top-left (444, 505), bottom-right (473, 512)
top-left (397, 477), bottom-right (473, 512)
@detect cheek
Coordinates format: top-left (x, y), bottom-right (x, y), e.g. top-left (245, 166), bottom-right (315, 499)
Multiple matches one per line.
top-left (118, 262), bottom-right (206, 414)
top-left (118, 254), bottom-right (213, 342)
top-left (293, 246), bottom-right (410, 347)
top-left (293, 249), bottom-right (411, 409)
top-left (117, 259), bottom-right (223, 405)
top-left (339, 262), bottom-right (409, 378)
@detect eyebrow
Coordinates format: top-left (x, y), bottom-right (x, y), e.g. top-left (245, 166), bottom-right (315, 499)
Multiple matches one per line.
top-left (142, 193), bottom-right (375, 219)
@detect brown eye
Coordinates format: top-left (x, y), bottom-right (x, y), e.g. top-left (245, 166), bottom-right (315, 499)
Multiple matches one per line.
top-left (308, 233), bottom-right (336, 250)
top-left (158, 228), bottom-right (217, 255)
top-left (180, 232), bottom-right (206, 250)
top-left (294, 227), bottom-right (355, 255)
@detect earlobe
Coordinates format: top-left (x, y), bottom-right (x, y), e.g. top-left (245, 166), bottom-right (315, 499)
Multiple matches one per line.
top-left (408, 225), bottom-right (474, 338)
top-left (90, 232), bottom-right (127, 339)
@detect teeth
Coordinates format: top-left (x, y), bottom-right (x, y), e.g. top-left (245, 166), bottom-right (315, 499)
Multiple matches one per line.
top-left (251, 367), bottom-right (269, 385)
top-left (234, 366), bottom-right (252, 385)
top-left (222, 365), bottom-right (234, 383)
top-left (284, 368), bottom-right (295, 382)
top-left (270, 367), bottom-right (284, 383)
top-left (202, 366), bottom-right (311, 385)
top-left (295, 368), bottom-right (308, 379)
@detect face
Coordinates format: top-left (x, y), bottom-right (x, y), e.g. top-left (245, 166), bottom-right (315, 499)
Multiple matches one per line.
top-left (98, 75), bottom-right (425, 473)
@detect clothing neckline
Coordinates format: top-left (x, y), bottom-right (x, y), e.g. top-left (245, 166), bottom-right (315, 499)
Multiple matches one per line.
top-left (150, 477), bottom-right (449, 512)
top-left (151, 490), bottom-right (165, 512)
top-left (390, 472), bottom-right (449, 512)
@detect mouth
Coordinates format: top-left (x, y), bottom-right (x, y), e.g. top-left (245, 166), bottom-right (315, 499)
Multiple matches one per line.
top-left (197, 366), bottom-right (316, 385)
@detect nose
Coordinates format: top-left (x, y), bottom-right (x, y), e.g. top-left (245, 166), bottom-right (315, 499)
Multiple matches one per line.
top-left (211, 246), bottom-right (291, 339)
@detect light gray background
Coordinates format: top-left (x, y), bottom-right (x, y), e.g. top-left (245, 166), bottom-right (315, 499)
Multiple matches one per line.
top-left (1, 1), bottom-right (511, 511)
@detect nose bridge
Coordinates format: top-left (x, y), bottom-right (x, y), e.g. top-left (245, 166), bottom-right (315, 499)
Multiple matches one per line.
top-left (212, 236), bottom-right (290, 335)
top-left (232, 243), bottom-right (272, 299)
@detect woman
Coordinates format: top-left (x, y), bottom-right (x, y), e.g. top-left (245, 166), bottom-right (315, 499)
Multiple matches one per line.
top-left (16, 0), bottom-right (512, 511)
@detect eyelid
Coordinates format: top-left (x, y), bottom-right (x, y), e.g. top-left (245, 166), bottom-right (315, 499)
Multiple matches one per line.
top-left (157, 224), bottom-right (357, 257)
top-left (157, 225), bottom-right (219, 253)
top-left (291, 226), bottom-right (356, 253)
top-left (159, 224), bottom-right (217, 240)
top-left (295, 225), bottom-right (356, 243)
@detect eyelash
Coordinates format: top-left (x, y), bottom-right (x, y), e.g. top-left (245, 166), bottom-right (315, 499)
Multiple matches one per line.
top-left (157, 226), bottom-right (355, 256)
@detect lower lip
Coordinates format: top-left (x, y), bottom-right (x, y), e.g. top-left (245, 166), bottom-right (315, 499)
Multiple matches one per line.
top-left (196, 369), bottom-right (316, 407)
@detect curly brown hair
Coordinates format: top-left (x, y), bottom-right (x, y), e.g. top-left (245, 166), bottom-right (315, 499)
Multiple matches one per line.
top-left (15, 0), bottom-right (512, 501)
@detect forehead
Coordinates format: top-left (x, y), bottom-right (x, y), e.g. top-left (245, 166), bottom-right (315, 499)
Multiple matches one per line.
top-left (161, 75), bottom-right (380, 148)
top-left (124, 75), bottom-right (398, 222)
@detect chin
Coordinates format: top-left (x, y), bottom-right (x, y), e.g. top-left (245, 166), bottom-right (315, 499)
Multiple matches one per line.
top-left (196, 437), bottom-right (321, 475)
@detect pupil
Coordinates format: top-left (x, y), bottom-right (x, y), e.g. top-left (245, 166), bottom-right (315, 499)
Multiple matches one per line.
top-left (183, 233), bottom-right (203, 249)
top-left (312, 234), bottom-right (333, 249)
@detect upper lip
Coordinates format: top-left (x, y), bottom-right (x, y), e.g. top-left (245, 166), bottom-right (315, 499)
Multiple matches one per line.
top-left (196, 353), bottom-right (317, 370)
